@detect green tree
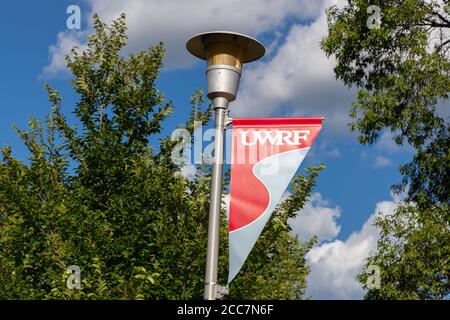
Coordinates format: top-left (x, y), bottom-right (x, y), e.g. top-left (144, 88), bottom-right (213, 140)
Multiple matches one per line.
top-left (322, 0), bottom-right (449, 299)
top-left (358, 204), bottom-right (450, 299)
top-left (0, 14), bottom-right (322, 299)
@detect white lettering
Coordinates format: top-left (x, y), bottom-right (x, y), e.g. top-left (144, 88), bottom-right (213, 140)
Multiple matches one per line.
top-left (240, 130), bottom-right (310, 146)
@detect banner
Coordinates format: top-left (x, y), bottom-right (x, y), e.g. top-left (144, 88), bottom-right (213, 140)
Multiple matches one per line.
top-left (228, 117), bottom-right (322, 284)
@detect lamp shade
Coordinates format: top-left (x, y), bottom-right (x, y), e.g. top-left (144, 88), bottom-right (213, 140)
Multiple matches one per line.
top-left (186, 31), bottom-right (265, 66)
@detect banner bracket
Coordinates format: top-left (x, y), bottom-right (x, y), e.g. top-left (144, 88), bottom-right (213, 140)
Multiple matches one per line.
top-left (216, 285), bottom-right (229, 299)
top-left (225, 109), bottom-right (233, 129)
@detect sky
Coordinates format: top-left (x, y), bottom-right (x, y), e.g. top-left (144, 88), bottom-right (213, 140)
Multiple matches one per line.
top-left (0, 0), bottom-right (416, 299)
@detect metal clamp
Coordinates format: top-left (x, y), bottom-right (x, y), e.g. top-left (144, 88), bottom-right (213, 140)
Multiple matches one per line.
top-left (224, 109), bottom-right (233, 129)
top-left (216, 285), bottom-right (229, 299)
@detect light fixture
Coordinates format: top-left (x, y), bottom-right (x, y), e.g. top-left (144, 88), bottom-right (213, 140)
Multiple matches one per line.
top-left (187, 31), bottom-right (265, 101)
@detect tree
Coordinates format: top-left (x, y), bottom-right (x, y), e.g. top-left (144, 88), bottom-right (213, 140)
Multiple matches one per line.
top-left (322, 0), bottom-right (449, 299)
top-left (358, 204), bottom-right (450, 299)
top-left (0, 14), bottom-right (322, 299)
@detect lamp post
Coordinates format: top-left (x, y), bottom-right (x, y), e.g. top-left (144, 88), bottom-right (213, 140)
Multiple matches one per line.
top-left (186, 31), bottom-right (265, 300)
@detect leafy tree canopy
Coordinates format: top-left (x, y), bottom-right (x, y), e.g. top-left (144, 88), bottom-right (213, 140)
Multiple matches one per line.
top-left (323, 0), bottom-right (449, 205)
top-left (323, 0), bottom-right (449, 299)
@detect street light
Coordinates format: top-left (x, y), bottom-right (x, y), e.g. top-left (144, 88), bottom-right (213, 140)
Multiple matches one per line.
top-left (186, 31), bottom-right (265, 300)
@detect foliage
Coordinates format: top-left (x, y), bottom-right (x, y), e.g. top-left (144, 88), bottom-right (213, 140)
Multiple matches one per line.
top-left (0, 14), bottom-right (322, 299)
top-left (358, 204), bottom-right (450, 299)
top-left (322, 0), bottom-right (449, 204)
top-left (322, 0), bottom-right (449, 299)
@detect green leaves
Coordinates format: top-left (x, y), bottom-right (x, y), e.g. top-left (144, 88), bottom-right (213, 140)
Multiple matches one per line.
top-left (323, 0), bottom-right (450, 204)
top-left (358, 204), bottom-right (450, 299)
top-left (323, 0), bottom-right (450, 299)
top-left (133, 267), bottom-right (159, 285)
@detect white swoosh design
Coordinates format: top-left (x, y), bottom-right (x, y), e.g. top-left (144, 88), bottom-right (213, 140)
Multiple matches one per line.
top-left (228, 147), bottom-right (310, 284)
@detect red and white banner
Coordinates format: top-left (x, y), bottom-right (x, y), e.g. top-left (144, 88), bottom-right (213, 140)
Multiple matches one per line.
top-left (228, 117), bottom-right (322, 283)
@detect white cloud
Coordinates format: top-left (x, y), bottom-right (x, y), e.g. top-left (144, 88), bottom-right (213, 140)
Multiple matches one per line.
top-left (89, 0), bottom-right (325, 68)
top-left (373, 155), bottom-right (392, 168)
top-left (375, 130), bottom-right (415, 153)
top-left (43, 0), bottom-right (326, 75)
top-left (426, 1), bottom-right (450, 57)
top-left (41, 31), bottom-right (87, 78)
top-left (305, 195), bottom-right (400, 299)
top-left (289, 193), bottom-right (341, 242)
top-left (376, 131), bottom-right (400, 152)
top-left (232, 0), bottom-right (354, 134)
top-left (43, 0), bottom-right (357, 135)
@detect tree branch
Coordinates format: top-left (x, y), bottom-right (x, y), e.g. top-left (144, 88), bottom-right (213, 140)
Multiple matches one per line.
top-left (436, 38), bottom-right (450, 53)
top-left (432, 10), bottom-right (450, 26)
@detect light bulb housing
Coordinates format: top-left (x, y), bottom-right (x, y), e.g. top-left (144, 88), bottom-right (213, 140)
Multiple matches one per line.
top-left (187, 31), bottom-right (265, 101)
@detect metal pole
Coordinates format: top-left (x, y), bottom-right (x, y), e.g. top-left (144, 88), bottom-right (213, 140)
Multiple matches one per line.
top-left (204, 97), bottom-right (229, 300)
top-left (186, 31), bottom-right (265, 300)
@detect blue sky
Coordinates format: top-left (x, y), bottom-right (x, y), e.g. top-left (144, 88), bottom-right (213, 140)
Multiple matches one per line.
top-left (0, 0), bottom-right (415, 299)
